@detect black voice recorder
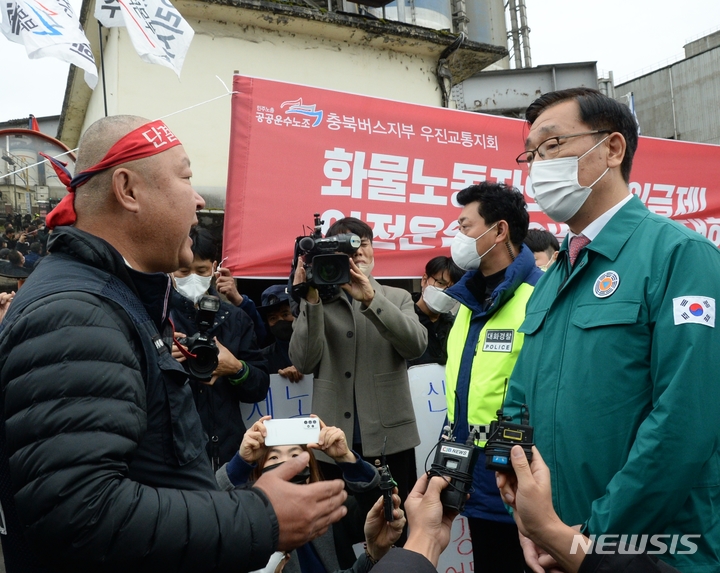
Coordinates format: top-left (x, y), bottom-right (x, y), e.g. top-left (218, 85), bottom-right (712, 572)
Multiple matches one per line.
top-left (484, 402), bottom-right (534, 473)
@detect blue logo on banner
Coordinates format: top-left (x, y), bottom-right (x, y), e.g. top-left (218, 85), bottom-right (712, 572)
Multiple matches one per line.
top-left (281, 98), bottom-right (323, 127)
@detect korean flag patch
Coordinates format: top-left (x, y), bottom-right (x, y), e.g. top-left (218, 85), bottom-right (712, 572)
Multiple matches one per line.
top-left (673, 296), bottom-right (715, 327)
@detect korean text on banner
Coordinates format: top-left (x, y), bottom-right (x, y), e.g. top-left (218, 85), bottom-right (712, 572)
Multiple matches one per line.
top-left (224, 75), bottom-right (720, 279)
top-left (1, 0), bottom-right (98, 88)
top-left (94, 0), bottom-right (193, 76)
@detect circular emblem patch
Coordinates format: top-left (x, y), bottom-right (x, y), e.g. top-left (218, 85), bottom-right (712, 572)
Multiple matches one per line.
top-left (594, 271), bottom-right (620, 298)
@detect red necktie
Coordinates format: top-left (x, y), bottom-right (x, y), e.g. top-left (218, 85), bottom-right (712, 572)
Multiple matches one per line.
top-left (569, 235), bottom-right (591, 266)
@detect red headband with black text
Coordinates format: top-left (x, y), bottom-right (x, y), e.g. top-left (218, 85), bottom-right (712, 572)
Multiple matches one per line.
top-left (44, 120), bottom-right (182, 229)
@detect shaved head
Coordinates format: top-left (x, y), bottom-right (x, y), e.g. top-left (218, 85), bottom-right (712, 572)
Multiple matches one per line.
top-left (70, 114), bottom-right (203, 273)
top-left (74, 115), bottom-right (151, 217)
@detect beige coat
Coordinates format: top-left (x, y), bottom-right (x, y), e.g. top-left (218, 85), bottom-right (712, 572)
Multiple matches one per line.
top-left (289, 278), bottom-right (427, 457)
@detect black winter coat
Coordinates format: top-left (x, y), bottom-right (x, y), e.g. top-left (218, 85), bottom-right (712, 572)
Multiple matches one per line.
top-left (0, 227), bottom-right (279, 573)
top-left (261, 338), bottom-right (292, 374)
top-left (170, 289), bottom-right (269, 468)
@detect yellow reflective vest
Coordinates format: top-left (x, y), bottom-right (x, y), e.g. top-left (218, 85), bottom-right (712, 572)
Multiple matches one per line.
top-left (446, 282), bottom-right (535, 446)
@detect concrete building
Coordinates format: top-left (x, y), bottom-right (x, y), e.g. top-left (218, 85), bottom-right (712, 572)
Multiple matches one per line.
top-left (615, 30), bottom-right (720, 145)
top-left (58, 0), bottom-right (511, 209)
top-left (452, 61), bottom-right (599, 118)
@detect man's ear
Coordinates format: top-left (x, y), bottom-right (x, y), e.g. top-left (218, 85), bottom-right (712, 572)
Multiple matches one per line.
top-left (606, 132), bottom-right (626, 170)
top-left (495, 220), bottom-right (510, 244)
top-left (111, 167), bottom-right (142, 213)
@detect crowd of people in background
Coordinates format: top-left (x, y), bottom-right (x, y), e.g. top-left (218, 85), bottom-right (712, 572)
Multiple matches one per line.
top-left (0, 216), bottom-right (49, 287)
top-left (0, 87), bottom-right (717, 573)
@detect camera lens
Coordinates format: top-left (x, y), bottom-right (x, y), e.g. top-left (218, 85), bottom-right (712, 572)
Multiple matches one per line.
top-left (315, 258), bottom-right (344, 284)
top-left (188, 344), bottom-right (219, 380)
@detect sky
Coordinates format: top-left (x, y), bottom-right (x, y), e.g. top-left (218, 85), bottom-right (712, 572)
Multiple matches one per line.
top-left (1, 0), bottom-right (720, 123)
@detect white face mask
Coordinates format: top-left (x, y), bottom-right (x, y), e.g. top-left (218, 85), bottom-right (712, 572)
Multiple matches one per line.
top-left (422, 285), bottom-right (456, 314)
top-left (450, 223), bottom-right (497, 271)
top-left (528, 136), bottom-right (610, 223)
top-left (174, 273), bottom-right (212, 304)
top-left (357, 260), bottom-right (374, 277)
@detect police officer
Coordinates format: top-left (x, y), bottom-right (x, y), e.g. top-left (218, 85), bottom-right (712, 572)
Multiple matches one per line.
top-left (443, 182), bottom-right (541, 572)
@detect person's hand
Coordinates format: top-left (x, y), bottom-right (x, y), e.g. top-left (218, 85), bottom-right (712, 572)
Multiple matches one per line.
top-left (310, 418), bottom-right (355, 464)
top-left (497, 446), bottom-right (584, 573)
top-left (239, 415), bottom-right (270, 463)
top-left (172, 332), bottom-right (188, 363)
top-left (402, 473), bottom-right (457, 567)
top-left (341, 259), bottom-right (374, 306)
top-left (293, 259), bottom-right (319, 304)
top-left (208, 337), bottom-right (243, 384)
top-left (497, 446), bottom-right (561, 572)
top-left (278, 365), bottom-right (303, 383)
top-left (496, 446), bottom-right (559, 539)
top-left (216, 267), bottom-right (243, 306)
top-left (253, 452), bottom-right (348, 552)
top-left (0, 291), bottom-right (15, 323)
top-left (517, 532), bottom-right (559, 573)
top-left (364, 490), bottom-right (406, 562)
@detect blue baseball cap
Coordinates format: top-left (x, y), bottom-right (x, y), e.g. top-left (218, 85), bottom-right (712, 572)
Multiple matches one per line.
top-left (259, 284), bottom-right (291, 314)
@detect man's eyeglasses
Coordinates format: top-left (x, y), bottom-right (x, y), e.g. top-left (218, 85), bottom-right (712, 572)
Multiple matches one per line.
top-left (428, 275), bottom-right (450, 289)
top-left (515, 130), bottom-right (611, 166)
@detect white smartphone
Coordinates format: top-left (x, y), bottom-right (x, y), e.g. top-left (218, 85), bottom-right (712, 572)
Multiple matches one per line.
top-left (264, 417), bottom-right (320, 446)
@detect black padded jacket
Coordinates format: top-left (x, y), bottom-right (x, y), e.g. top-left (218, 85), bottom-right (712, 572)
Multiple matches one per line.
top-left (0, 227), bottom-right (279, 573)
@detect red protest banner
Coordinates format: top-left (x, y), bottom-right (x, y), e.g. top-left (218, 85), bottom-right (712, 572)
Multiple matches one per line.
top-left (224, 75), bottom-right (720, 278)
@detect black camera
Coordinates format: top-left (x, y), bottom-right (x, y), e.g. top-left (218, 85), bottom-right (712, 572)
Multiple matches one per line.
top-left (291, 213), bottom-right (361, 300)
top-left (429, 426), bottom-right (479, 512)
top-left (484, 405), bottom-right (534, 474)
top-left (177, 295), bottom-right (220, 381)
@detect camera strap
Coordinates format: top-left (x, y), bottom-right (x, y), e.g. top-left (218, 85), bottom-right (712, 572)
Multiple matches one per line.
top-left (168, 317), bottom-right (198, 359)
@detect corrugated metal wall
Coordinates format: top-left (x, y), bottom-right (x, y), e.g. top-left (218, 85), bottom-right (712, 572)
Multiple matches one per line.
top-left (616, 47), bottom-right (720, 145)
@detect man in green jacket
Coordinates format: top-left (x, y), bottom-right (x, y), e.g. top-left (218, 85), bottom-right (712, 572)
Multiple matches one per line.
top-left (505, 87), bottom-right (720, 573)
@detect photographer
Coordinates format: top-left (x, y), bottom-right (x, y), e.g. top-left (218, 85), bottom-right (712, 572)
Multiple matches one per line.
top-left (217, 415), bottom-right (405, 573)
top-left (171, 227), bottom-right (270, 470)
top-left (289, 216), bottom-right (427, 503)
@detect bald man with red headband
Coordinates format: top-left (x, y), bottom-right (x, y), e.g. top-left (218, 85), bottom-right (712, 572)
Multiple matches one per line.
top-left (0, 116), bottom-right (348, 573)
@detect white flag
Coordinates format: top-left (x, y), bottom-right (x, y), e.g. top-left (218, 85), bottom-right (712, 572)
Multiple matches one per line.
top-left (1, 0), bottom-right (98, 88)
top-left (94, 0), bottom-right (193, 77)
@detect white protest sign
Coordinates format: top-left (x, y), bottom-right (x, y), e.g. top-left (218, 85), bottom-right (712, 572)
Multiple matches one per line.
top-left (240, 373), bottom-right (314, 426)
top-left (407, 363), bottom-right (449, 476)
top-left (407, 363), bottom-right (474, 572)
